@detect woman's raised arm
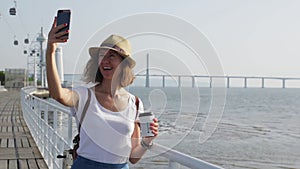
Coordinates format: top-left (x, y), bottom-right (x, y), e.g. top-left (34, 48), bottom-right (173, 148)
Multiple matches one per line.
top-left (46, 17), bottom-right (78, 107)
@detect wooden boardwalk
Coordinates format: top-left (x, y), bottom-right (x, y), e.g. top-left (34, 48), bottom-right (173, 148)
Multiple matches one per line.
top-left (0, 90), bottom-right (48, 169)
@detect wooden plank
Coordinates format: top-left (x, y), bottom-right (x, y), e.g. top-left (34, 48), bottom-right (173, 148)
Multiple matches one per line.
top-left (18, 126), bottom-right (24, 133)
top-left (18, 148), bottom-right (38, 159)
top-left (13, 126), bottom-right (18, 133)
top-left (7, 126), bottom-right (12, 133)
top-left (15, 138), bottom-right (22, 148)
top-left (13, 132), bottom-right (27, 138)
top-left (0, 133), bottom-right (13, 137)
top-left (1, 126), bottom-right (7, 132)
top-left (1, 138), bottom-right (7, 148)
top-left (19, 159), bottom-right (29, 169)
top-left (18, 149), bottom-right (32, 159)
top-left (0, 160), bottom-right (8, 169)
top-left (15, 115), bottom-right (20, 122)
top-left (21, 138), bottom-right (29, 148)
top-left (2, 116), bottom-right (8, 123)
top-left (8, 159), bottom-right (17, 169)
top-left (1, 126), bottom-right (7, 133)
top-left (28, 159), bottom-right (38, 169)
top-left (0, 148), bottom-right (15, 160)
top-left (8, 138), bottom-right (14, 148)
top-left (0, 122), bottom-right (11, 126)
top-left (27, 137), bottom-right (36, 148)
top-left (36, 159), bottom-right (48, 169)
top-left (22, 126), bottom-right (29, 133)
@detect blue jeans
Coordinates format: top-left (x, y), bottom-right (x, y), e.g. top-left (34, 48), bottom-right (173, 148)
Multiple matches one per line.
top-left (72, 156), bottom-right (129, 169)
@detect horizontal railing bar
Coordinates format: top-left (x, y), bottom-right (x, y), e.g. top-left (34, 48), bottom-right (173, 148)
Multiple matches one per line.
top-left (34, 98), bottom-right (69, 113)
top-left (151, 144), bottom-right (224, 169)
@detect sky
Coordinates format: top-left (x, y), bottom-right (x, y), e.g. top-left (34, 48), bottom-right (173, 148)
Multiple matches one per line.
top-left (1, 0), bottom-right (300, 79)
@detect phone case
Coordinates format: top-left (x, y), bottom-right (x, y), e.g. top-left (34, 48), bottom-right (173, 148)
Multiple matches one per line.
top-left (56, 9), bottom-right (71, 38)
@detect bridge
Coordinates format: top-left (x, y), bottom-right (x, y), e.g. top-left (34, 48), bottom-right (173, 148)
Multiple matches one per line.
top-left (131, 54), bottom-right (300, 88)
top-left (136, 74), bottom-right (300, 88)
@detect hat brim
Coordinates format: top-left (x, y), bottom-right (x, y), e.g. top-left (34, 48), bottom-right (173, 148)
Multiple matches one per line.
top-left (89, 47), bottom-right (136, 68)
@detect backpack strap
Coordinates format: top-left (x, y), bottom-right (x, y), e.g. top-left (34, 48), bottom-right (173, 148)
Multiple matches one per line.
top-left (78, 88), bottom-right (91, 133)
top-left (135, 96), bottom-right (139, 120)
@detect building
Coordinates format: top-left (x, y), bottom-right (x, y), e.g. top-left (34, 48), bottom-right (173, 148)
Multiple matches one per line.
top-left (5, 68), bottom-right (27, 88)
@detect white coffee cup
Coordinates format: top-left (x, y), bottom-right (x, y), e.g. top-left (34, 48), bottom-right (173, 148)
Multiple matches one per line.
top-left (139, 112), bottom-right (155, 137)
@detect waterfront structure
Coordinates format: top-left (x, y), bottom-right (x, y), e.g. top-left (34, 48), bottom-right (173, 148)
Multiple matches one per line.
top-left (36, 27), bottom-right (47, 87)
top-left (0, 90), bottom-right (47, 168)
top-left (26, 27), bottom-right (47, 87)
top-left (4, 68), bottom-right (27, 88)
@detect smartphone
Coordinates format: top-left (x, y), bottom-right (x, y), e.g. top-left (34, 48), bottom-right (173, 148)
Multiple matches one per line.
top-left (56, 9), bottom-right (71, 38)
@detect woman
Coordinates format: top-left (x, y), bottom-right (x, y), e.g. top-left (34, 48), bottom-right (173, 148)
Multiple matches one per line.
top-left (46, 17), bottom-right (159, 169)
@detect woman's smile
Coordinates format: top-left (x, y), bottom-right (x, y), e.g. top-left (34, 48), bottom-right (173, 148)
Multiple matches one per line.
top-left (99, 50), bottom-right (123, 79)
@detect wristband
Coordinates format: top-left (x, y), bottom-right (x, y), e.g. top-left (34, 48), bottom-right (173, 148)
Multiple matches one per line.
top-left (141, 139), bottom-right (153, 150)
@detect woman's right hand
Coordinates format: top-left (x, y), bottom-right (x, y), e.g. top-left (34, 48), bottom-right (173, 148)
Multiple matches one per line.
top-left (47, 17), bottom-right (69, 50)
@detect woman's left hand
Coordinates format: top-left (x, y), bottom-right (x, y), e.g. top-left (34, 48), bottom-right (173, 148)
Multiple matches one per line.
top-left (142, 118), bottom-right (159, 144)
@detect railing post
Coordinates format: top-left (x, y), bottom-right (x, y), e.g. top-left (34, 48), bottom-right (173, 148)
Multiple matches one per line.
top-left (67, 115), bottom-right (73, 146)
top-left (192, 76), bottom-right (195, 88)
top-left (53, 110), bottom-right (58, 168)
top-left (162, 75), bottom-right (165, 88)
top-left (37, 98), bottom-right (42, 148)
top-left (145, 53), bottom-right (150, 88)
top-left (44, 104), bottom-right (50, 165)
top-left (227, 77), bottom-right (230, 88)
top-left (44, 108), bottom-right (49, 148)
top-left (53, 110), bottom-right (58, 131)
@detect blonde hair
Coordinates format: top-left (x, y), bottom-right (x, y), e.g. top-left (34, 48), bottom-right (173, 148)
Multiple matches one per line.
top-left (81, 54), bottom-right (135, 87)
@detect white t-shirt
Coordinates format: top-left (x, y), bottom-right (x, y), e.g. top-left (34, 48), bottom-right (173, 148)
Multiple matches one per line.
top-left (70, 86), bottom-right (143, 164)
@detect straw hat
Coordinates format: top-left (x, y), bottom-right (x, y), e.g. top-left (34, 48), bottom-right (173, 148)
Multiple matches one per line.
top-left (89, 34), bottom-right (136, 68)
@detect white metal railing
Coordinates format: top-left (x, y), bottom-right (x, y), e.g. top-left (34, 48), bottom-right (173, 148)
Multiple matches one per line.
top-left (20, 86), bottom-right (223, 169)
top-left (21, 86), bottom-right (73, 169)
top-left (151, 144), bottom-right (223, 169)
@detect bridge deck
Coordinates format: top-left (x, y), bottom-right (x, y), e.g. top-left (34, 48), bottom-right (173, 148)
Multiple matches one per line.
top-left (0, 90), bottom-right (48, 169)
